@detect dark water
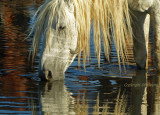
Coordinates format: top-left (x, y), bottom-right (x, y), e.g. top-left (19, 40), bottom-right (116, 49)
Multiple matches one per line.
top-left (0, 0), bottom-right (159, 115)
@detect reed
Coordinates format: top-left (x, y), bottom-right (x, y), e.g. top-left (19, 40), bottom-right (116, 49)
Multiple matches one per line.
top-left (75, 88), bottom-right (128, 114)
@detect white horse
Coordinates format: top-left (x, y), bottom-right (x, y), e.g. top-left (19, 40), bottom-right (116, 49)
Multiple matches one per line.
top-left (30, 0), bottom-right (160, 81)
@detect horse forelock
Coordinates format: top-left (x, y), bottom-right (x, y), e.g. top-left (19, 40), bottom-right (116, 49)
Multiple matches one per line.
top-left (30, 0), bottom-right (66, 59)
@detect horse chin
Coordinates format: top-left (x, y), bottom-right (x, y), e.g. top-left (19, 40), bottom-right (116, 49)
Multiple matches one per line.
top-left (39, 70), bottom-right (65, 81)
top-left (39, 61), bottom-right (66, 81)
top-left (39, 49), bottom-right (77, 81)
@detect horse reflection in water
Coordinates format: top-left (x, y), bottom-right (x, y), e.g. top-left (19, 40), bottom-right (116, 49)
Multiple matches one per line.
top-left (124, 70), bottom-right (160, 114)
top-left (131, 70), bottom-right (147, 115)
top-left (39, 70), bottom-right (155, 114)
top-left (30, 0), bottom-right (160, 81)
top-left (92, 70), bottom-right (148, 114)
top-left (40, 81), bottom-right (75, 114)
top-left (149, 72), bottom-right (160, 114)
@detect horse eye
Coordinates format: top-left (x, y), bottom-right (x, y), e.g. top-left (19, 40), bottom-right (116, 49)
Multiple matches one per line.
top-left (58, 26), bottom-right (66, 31)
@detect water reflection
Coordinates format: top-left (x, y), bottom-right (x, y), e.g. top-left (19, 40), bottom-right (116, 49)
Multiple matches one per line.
top-left (64, 70), bottom-right (160, 114)
top-left (131, 70), bottom-right (147, 115)
top-left (0, 1), bottom-right (30, 75)
top-left (0, 1), bottom-right (43, 114)
top-left (149, 72), bottom-right (160, 114)
top-left (40, 81), bottom-right (75, 115)
top-left (0, 0), bottom-right (44, 76)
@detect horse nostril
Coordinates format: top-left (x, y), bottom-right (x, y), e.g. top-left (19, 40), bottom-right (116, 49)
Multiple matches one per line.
top-left (45, 70), bottom-right (52, 80)
top-left (59, 26), bottom-right (66, 30)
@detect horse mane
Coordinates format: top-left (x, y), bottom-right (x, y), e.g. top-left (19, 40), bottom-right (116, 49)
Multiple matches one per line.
top-left (30, 0), bottom-right (133, 68)
top-left (73, 0), bottom-right (133, 67)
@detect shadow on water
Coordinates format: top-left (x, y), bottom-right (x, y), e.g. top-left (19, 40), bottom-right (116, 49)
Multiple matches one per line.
top-left (0, 0), bottom-right (160, 115)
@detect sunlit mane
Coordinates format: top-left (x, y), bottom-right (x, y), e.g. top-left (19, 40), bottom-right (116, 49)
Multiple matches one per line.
top-left (73, 0), bottom-right (133, 67)
top-left (30, 0), bottom-right (133, 67)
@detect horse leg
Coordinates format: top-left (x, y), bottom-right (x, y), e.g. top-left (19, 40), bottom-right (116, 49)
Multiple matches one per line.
top-left (131, 10), bottom-right (149, 69)
top-left (149, 0), bottom-right (160, 71)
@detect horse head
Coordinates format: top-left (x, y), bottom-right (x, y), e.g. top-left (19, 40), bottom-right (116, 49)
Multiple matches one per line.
top-left (31, 0), bottom-right (78, 81)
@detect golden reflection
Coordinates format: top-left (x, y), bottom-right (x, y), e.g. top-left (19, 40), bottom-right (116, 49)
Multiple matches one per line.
top-left (75, 88), bottom-right (128, 115)
top-left (76, 93), bottom-right (88, 115)
top-left (0, 0), bottom-right (45, 74)
top-left (74, 70), bottom-right (148, 114)
top-left (0, 0), bottom-right (43, 112)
